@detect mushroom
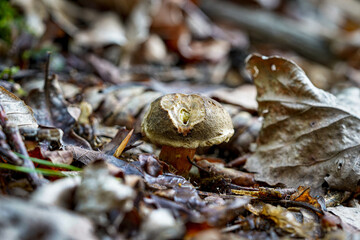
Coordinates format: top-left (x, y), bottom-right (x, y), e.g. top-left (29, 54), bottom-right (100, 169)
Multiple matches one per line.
top-left (141, 93), bottom-right (234, 175)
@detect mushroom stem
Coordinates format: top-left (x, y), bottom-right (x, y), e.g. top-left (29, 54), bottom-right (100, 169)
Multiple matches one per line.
top-left (159, 145), bottom-right (196, 174)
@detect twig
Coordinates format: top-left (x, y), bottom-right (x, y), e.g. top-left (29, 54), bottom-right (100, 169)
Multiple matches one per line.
top-left (231, 186), bottom-right (297, 199)
top-left (0, 105), bottom-right (44, 188)
top-left (114, 129), bottom-right (134, 158)
top-left (264, 199), bottom-right (324, 215)
top-left (0, 129), bottom-right (23, 165)
top-left (44, 51), bottom-right (51, 87)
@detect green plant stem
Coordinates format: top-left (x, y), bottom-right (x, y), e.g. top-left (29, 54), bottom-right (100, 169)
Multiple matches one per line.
top-left (0, 163), bottom-right (68, 177)
top-left (14, 152), bottom-right (82, 171)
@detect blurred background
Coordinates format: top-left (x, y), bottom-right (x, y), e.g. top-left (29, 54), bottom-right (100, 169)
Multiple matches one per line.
top-left (1, 0), bottom-right (360, 155)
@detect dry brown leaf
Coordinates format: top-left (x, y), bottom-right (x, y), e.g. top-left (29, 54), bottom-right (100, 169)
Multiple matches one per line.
top-left (327, 205), bottom-right (360, 231)
top-left (26, 74), bottom-right (75, 132)
top-left (41, 150), bottom-right (73, 166)
top-left (211, 84), bottom-right (258, 111)
top-left (0, 86), bottom-right (38, 129)
top-left (290, 186), bottom-right (322, 211)
top-left (247, 202), bottom-right (319, 238)
top-left (202, 197), bottom-right (250, 227)
top-left (245, 54), bottom-right (360, 194)
top-left (196, 159), bottom-right (255, 186)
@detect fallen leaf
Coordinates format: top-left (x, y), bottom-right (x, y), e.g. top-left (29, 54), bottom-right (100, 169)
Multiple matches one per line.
top-left (197, 159), bottom-right (256, 187)
top-left (247, 202), bottom-right (319, 238)
top-left (145, 174), bottom-right (205, 209)
top-left (26, 71), bottom-right (91, 149)
top-left (0, 86), bottom-right (38, 129)
top-left (42, 149), bottom-right (73, 166)
top-left (202, 197), bottom-right (250, 227)
top-left (26, 74), bottom-right (75, 132)
top-left (66, 145), bottom-right (144, 176)
top-left (245, 54), bottom-right (360, 194)
top-left (327, 205), bottom-right (360, 231)
top-left (290, 186), bottom-right (322, 211)
top-left (148, 195), bottom-right (201, 221)
top-left (211, 84), bottom-right (258, 111)
top-left (139, 154), bottom-right (163, 177)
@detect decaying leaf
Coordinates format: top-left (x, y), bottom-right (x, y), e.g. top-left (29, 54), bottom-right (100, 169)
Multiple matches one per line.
top-left (0, 86), bottom-right (38, 129)
top-left (211, 84), bottom-right (258, 111)
top-left (66, 145), bottom-right (144, 176)
top-left (139, 154), bottom-right (163, 176)
top-left (290, 186), bottom-right (322, 211)
top-left (247, 202), bottom-right (319, 238)
top-left (245, 54), bottom-right (360, 193)
top-left (26, 71), bottom-right (91, 149)
top-left (27, 74), bottom-right (75, 132)
top-left (145, 174), bottom-right (205, 209)
top-left (327, 205), bottom-right (360, 231)
top-left (202, 197), bottom-right (250, 227)
top-left (196, 159), bottom-right (255, 187)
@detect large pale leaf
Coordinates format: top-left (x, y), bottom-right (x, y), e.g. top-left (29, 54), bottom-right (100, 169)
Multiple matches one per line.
top-left (245, 54), bottom-right (360, 193)
top-left (0, 86), bottom-right (38, 129)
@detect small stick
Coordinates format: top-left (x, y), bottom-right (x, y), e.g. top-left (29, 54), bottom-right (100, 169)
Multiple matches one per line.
top-left (0, 105), bottom-right (44, 188)
top-left (265, 199), bottom-right (324, 215)
top-left (0, 129), bottom-right (23, 165)
top-left (114, 129), bottom-right (134, 158)
top-left (44, 51), bottom-right (51, 87)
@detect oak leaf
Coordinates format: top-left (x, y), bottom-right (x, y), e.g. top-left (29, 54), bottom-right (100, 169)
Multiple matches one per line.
top-left (245, 54), bottom-right (360, 193)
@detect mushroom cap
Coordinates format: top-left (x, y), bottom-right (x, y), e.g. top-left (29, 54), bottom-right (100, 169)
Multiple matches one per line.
top-left (141, 93), bottom-right (234, 149)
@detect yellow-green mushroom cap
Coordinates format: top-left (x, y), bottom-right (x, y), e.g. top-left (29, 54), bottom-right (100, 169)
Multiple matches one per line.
top-left (141, 93), bottom-right (234, 149)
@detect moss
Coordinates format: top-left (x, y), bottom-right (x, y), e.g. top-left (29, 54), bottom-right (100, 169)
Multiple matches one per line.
top-left (0, 1), bottom-right (19, 44)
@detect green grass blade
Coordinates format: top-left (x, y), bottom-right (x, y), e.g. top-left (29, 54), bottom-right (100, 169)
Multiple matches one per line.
top-left (14, 152), bottom-right (82, 171)
top-left (0, 163), bottom-right (67, 177)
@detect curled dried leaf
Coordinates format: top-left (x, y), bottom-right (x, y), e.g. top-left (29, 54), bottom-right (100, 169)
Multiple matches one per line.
top-left (0, 87), bottom-right (38, 129)
top-left (245, 54), bottom-right (360, 194)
